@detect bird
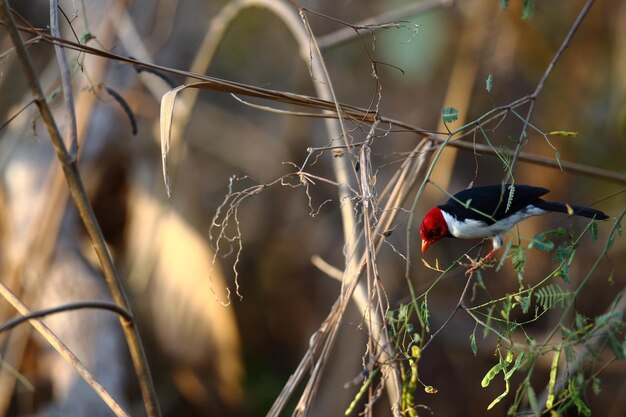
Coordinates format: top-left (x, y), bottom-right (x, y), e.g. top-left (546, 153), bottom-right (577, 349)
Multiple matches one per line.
top-left (420, 184), bottom-right (608, 273)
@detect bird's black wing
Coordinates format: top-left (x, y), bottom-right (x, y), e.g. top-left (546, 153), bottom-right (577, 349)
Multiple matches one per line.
top-left (438, 184), bottom-right (549, 225)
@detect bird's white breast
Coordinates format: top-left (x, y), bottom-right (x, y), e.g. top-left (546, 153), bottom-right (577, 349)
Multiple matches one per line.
top-left (441, 205), bottom-right (546, 239)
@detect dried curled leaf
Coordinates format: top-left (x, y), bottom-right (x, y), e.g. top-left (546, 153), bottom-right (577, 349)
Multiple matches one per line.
top-left (422, 258), bottom-right (443, 272)
top-left (160, 85), bottom-right (187, 197)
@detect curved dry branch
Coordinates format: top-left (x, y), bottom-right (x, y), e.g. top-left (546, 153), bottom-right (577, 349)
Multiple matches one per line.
top-left (8, 20), bottom-right (625, 185)
top-left (0, 301), bottom-right (132, 334)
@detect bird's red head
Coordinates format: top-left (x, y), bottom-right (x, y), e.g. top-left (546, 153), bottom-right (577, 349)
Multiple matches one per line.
top-left (420, 207), bottom-right (448, 253)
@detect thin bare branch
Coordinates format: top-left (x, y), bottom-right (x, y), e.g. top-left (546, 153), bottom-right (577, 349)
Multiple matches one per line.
top-left (505, 0), bottom-right (596, 182)
top-left (430, 137), bottom-right (626, 186)
top-left (0, 301), bottom-right (133, 333)
top-left (422, 272), bottom-right (474, 352)
top-left (0, 4), bottom-right (161, 417)
top-left (50, 0), bottom-right (78, 156)
top-left (316, 0), bottom-right (456, 50)
top-left (0, 281), bottom-right (129, 417)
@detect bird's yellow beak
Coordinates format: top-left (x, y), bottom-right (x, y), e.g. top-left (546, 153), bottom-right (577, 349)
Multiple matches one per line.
top-left (421, 239), bottom-right (431, 254)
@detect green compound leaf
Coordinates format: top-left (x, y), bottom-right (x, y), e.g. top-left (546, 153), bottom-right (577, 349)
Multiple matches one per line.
top-left (522, 0), bottom-right (535, 20)
top-left (470, 327), bottom-right (478, 356)
top-left (504, 184), bottom-right (515, 213)
top-left (519, 295), bottom-right (531, 314)
top-left (511, 245), bottom-right (526, 273)
top-left (530, 228), bottom-right (565, 253)
top-left (527, 385), bottom-right (541, 416)
top-left (441, 107), bottom-right (459, 123)
top-left (528, 234), bottom-right (555, 252)
top-left (552, 242), bottom-right (575, 283)
top-left (607, 330), bottom-right (626, 360)
top-left (419, 298), bottom-right (430, 332)
top-left (589, 221), bottom-right (599, 242)
top-left (568, 376), bottom-right (592, 416)
top-left (485, 73), bottom-right (494, 93)
top-left (535, 284), bottom-right (568, 310)
top-left (499, 0), bottom-right (510, 11)
top-left (592, 376), bottom-right (602, 395)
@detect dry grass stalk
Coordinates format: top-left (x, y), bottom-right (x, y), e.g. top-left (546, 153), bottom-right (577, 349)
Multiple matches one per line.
top-left (0, 282), bottom-right (129, 417)
top-left (0, 3), bottom-right (161, 417)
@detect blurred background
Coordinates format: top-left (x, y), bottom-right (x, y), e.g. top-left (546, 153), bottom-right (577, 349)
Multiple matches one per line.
top-left (0, 0), bottom-right (624, 416)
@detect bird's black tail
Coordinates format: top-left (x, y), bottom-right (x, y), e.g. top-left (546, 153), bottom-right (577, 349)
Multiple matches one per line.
top-left (536, 200), bottom-right (609, 220)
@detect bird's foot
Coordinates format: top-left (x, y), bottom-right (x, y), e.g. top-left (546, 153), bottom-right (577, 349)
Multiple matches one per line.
top-left (460, 254), bottom-right (497, 275)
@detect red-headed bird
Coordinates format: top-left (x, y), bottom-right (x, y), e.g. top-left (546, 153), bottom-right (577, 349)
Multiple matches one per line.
top-left (420, 184), bottom-right (608, 272)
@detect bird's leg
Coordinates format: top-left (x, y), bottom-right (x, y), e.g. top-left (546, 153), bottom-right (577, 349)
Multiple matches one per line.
top-left (462, 248), bottom-right (499, 274)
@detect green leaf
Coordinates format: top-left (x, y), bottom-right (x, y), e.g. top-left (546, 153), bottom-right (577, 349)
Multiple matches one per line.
top-left (419, 299), bottom-right (430, 332)
top-left (398, 304), bottom-right (408, 321)
top-left (441, 107), bottom-right (459, 123)
top-left (526, 385), bottom-right (541, 416)
top-left (564, 343), bottom-right (577, 365)
top-left (607, 222), bottom-right (622, 250)
top-left (511, 245), bottom-right (526, 273)
top-left (528, 227), bottom-right (569, 254)
top-left (385, 309), bottom-right (395, 323)
top-left (500, 296), bottom-right (513, 321)
top-left (496, 146), bottom-right (512, 171)
top-left (589, 221), bottom-right (598, 242)
top-left (80, 31), bottom-right (94, 44)
top-left (555, 265), bottom-right (571, 283)
top-left (499, 0), bottom-right (510, 11)
top-left (535, 284), bottom-right (568, 310)
top-left (528, 234), bottom-right (554, 252)
top-left (595, 310), bottom-right (620, 328)
top-left (592, 376), bottom-right (602, 395)
top-left (496, 240), bottom-right (512, 271)
top-left (520, 295), bottom-right (531, 314)
top-left (552, 243), bottom-right (575, 283)
top-left (483, 305), bottom-right (495, 339)
top-left (554, 149), bottom-right (562, 170)
top-left (607, 331), bottom-right (626, 360)
top-left (505, 184), bottom-right (515, 213)
top-left (522, 0), bottom-right (535, 20)
top-left (530, 228), bottom-right (565, 252)
top-left (568, 377), bottom-right (592, 416)
top-left (485, 73), bottom-right (494, 93)
top-left (541, 227), bottom-right (567, 238)
top-left (470, 329), bottom-right (478, 356)
top-left (575, 312), bottom-right (588, 331)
